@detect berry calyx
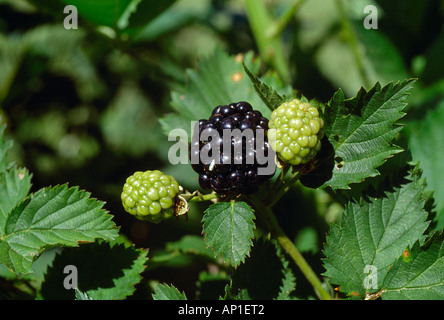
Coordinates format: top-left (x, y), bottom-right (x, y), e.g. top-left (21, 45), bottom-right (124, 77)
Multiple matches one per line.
top-left (121, 170), bottom-right (181, 223)
top-left (190, 101), bottom-right (275, 195)
top-left (268, 99), bottom-right (324, 166)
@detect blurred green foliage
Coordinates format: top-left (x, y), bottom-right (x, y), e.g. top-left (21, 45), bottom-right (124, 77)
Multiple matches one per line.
top-left (1, 0), bottom-right (444, 299)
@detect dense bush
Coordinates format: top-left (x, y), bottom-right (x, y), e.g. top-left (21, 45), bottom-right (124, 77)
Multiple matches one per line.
top-left (1, 0), bottom-right (444, 301)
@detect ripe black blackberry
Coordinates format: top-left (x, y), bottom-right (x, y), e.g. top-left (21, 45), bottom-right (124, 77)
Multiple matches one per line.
top-left (190, 101), bottom-right (275, 195)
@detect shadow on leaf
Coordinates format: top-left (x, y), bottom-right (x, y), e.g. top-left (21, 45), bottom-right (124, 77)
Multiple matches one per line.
top-left (40, 241), bottom-right (138, 300)
top-left (299, 136), bottom-right (334, 189)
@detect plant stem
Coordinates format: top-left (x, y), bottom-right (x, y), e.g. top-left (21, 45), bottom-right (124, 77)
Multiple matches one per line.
top-left (187, 192), bottom-right (219, 203)
top-left (266, 0), bottom-right (306, 39)
top-left (334, 0), bottom-right (371, 89)
top-left (270, 171), bottom-right (301, 207)
top-left (249, 195), bottom-right (332, 300)
top-left (244, 0), bottom-right (291, 84)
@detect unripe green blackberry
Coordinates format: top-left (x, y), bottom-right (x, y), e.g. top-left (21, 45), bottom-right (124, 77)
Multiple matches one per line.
top-left (268, 99), bottom-right (324, 166)
top-left (121, 170), bottom-right (181, 223)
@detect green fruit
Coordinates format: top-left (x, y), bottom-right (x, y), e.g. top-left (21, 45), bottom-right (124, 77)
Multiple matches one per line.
top-left (268, 99), bottom-right (324, 165)
top-left (121, 170), bottom-right (181, 223)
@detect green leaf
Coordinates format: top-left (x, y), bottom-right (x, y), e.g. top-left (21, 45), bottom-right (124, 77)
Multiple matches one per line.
top-left (294, 227), bottom-right (320, 255)
top-left (124, 0), bottom-right (176, 29)
top-left (331, 138), bottom-right (413, 204)
top-left (321, 79), bottom-right (416, 190)
top-left (60, 0), bottom-right (136, 29)
top-left (166, 235), bottom-right (216, 260)
top-left (99, 83), bottom-right (163, 156)
top-left (0, 34), bottom-right (27, 104)
top-left (322, 175), bottom-right (430, 298)
top-left (86, 247), bottom-right (147, 300)
top-left (0, 24), bottom-right (105, 103)
top-left (242, 60), bottom-right (286, 111)
top-left (0, 124), bottom-right (13, 172)
top-left (152, 283), bottom-right (187, 300)
top-left (0, 184), bottom-right (119, 275)
top-left (420, 30), bottom-right (444, 84)
top-left (225, 238), bottom-right (296, 300)
top-left (353, 22), bottom-right (409, 85)
top-left (40, 241), bottom-right (148, 300)
top-left (407, 100), bottom-right (444, 231)
top-left (75, 289), bottom-right (93, 300)
top-left (131, 0), bottom-right (210, 43)
top-left (196, 270), bottom-right (230, 300)
top-left (310, 1), bottom-right (408, 96)
top-left (159, 49), bottom-right (272, 140)
top-left (202, 201), bottom-right (255, 267)
top-left (0, 167), bottom-right (32, 237)
top-left (382, 232), bottom-right (444, 300)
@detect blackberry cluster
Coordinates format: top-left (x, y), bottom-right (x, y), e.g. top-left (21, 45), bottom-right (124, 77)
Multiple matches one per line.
top-left (190, 102), bottom-right (275, 195)
top-left (121, 170), bottom-right (181, 223)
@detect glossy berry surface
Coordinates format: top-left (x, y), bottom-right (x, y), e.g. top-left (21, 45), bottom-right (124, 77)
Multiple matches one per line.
top-left (268, 99), bottom-right (324, 165)
top-left (121, 170), bottom-right (181, 223)
top-left (190, 101), bottom-right (275, 195)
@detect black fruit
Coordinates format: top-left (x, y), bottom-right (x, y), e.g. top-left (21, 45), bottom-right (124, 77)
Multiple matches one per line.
top-left (190, 102), bottom-right (275, 195)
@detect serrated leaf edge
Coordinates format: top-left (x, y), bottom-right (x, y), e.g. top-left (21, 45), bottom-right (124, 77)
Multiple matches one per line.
top-left (201, 201), bottom-right (256, 267)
